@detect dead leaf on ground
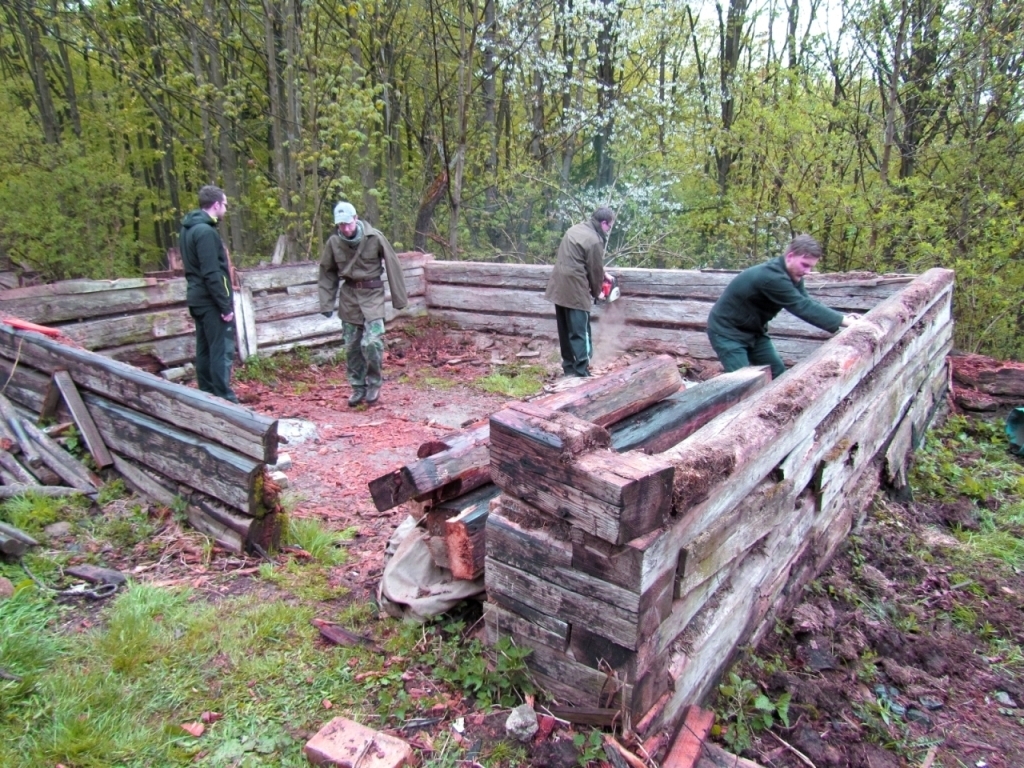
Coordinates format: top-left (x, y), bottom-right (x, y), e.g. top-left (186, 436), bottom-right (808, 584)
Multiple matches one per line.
top-left (180, 722), bottom-right (205, 737)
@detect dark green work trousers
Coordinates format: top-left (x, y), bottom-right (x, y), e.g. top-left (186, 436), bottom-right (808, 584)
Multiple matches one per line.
top-left (707, 331), bottom-right (785, 379)
top-left (554, 304), bottom-right (592, 377)
top-left (190, 305), bottom-right (239, 402)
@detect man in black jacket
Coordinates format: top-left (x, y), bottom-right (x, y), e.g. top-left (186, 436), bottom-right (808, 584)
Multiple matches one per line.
top-left (707, 235), bottom-right (860, 379)
top-left (180, 185), bottom-right (239, 403)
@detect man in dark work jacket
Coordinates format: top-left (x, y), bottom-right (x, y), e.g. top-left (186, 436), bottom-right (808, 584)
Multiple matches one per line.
top-left (543, 207), bottom-right (614, 377)
top-left (180, 184), bottom-right (239, 403)
top-left (707, 234), bottom-right (860, 379)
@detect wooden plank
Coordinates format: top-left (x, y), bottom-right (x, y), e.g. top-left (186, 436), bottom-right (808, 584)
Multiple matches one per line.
top-left (647, 272), bottom-right (953, 588)
top-left (0, 325), bottom-right (278, 464)
top-left (490, 402), bottom-right (612, 461)
top-left (486, 556), bottom-right (642, 649)
top-left (239, 253), bottom-right (431, 294)
top-left (59, 307), bottom-right (195, 350)
top-left (534, 354), bottom-right (683, 427)
top-left (490, 422), bottom-right (675, 545)
top-left (234, 286), bottom-right (259, 362)
top-left (254, 295), bottom-right (427, 346)
top-left (85, 393), bottom-right (265, 515)
top-left (102, 334), bottom-right (196, 370)
top-left (0, 279), bottom-right (182, 324)
top-left (51, 371), bottom-right (114, 468)
top-left (609, 367), bottom-right (771, 454)
top-left (663, 705), bottom-right (716, 768)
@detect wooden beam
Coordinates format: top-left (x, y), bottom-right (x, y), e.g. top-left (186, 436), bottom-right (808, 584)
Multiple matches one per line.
top-left (85, 393), bottom-right (265, 516)
top-left (608, 366), bottom-right (771, 453)
top-left (0, 392), bottom-right (41, 467)
top-left (51, 371), bottom-right (114, 468)
top-left (20, 419), bottom-right (101, 492)
top-left (443, 484), bottom-right (501, 580)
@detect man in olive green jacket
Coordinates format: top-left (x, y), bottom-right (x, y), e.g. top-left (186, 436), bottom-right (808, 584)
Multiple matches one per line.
top-left (707, 234), bottom-right (860, 379)
top-left (544, 207), bottom-right (614, 376)
top-left (318, 202), bottom-right (408, 407)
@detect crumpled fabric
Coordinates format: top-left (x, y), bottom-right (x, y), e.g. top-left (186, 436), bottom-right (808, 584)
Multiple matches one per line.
top-left (377, 515), bottom-right (485, 622)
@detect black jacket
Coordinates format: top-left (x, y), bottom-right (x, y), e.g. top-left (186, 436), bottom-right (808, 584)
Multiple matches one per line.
top-left (707, 256), bottom-right (844, 342)
top-left (180, 209), bottom-right (233, 314)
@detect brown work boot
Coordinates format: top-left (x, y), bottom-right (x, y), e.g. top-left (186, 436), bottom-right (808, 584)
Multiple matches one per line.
top-left (364, 384), bottom-right (381, 405)
top-left (347, 388), bottom-right (366, 407)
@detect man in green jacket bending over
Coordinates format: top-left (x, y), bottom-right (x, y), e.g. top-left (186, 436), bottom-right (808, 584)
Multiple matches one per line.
top-left (319, 202), bottom-right (408, 407)
top-left (544, 207), bottom-right (614, 377)
top-left (707, 235), bottom-right (860, 379)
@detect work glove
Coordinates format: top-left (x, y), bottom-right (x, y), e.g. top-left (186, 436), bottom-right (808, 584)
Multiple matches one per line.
top-left (321, 311), bottom-right (334, 319)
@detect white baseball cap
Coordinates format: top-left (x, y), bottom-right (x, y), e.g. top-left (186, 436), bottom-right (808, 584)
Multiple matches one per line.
top-left (333, 201), bottom-right (357, 225)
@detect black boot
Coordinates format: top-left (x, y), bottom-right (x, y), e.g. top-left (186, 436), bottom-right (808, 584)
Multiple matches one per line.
top-left (364, 384), bottom-right (381, 405)
top-left (348, 388), bottom-right (366, 407)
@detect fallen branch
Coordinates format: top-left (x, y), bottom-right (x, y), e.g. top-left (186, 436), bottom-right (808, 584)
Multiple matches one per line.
top-left (602, 734), bottom-right (647, 768)
top-left (766, 729), bottom-right (817, 768)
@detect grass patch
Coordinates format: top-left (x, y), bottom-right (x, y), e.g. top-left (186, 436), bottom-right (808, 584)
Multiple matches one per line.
top-left (473, 364), bottom-right (546, 398)
top-left (235, 347), bottom-right (321, 386)
top-left (286, 517), bottom-right (357, 567)
top-left (420, 375), bottom-right (457, 390)
top-left (911, 414), bottom-right (1024, 569)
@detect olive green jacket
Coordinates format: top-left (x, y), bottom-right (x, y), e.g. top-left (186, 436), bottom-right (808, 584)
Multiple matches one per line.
top-left (544, 218), bottom-right (607, 312)
top-left (707, 256), bottom-right (844, 342)
top-left (318, 224), bottom-right (408, 325)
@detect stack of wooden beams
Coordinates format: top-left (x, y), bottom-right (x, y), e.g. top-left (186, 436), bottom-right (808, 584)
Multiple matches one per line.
top-left (369, 356), bottom-right (687, 580)
top-left (482, 269), bottom-right (955, 735)
top-left (0, 323), bottom-right (282, 555)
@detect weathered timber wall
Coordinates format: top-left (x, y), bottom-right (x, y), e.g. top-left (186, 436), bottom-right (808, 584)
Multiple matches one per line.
top-left (0, 254), bottom-right (430, 372)
top-left (0, 324), bottom-right (282, 554)
top-left (425, 261), bottom-right (913, 365)
top-left (482, 268), bottom-right (954, 737)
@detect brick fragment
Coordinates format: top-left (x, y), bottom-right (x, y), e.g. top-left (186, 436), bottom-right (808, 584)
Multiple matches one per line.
top-left (304, 717), bottom-right (416, 767)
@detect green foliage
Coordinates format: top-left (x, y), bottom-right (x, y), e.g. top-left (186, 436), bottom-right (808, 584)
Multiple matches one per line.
top-left (911, 415), bottom-right (1024, 568)
top-left (473, 365), bottom-right (546, 398)
top-left (573, 730), bottom-right (605, 767)
top-left (716, 672), bottom-right (791, 754)
top-left (0, 493), bottom-right (68, 534)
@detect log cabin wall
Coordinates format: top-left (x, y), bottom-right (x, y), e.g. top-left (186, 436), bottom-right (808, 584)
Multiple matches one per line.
top-left (424, 261), bottom-right (916, 366)
top-left (0, 253), bottom-right (430, 374)
top-left (482, 268), bottom-right (954, 736)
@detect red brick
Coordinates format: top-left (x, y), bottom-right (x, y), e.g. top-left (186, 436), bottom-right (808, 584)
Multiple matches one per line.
top-left (304, 717), bottom-right (416, 767)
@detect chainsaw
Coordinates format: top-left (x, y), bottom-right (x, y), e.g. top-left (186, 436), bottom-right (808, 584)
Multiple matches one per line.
top-left (597, 273), bottom-right (620, 303)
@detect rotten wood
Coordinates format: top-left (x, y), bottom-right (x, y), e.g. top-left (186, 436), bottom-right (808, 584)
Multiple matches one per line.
top-left (0, 520), bottom-right (38, 557)
top-left (443, 484), bottom-right (501, 580)
top-left (0, 392), bottom-right (42, 467)
top-left (51, 370), bottom-right (114, 468)
top-left (311, 618), bottom-right (380, 651)
top-left (0, 450), bottom-right (38, 485)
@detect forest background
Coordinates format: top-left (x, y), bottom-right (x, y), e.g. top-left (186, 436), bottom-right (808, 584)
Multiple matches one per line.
top-left (1, 0), bottom-right (1022, 359)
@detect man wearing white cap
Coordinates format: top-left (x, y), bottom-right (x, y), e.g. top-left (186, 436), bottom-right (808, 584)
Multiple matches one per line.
top-left (318, 202), bottom-right (408, 406)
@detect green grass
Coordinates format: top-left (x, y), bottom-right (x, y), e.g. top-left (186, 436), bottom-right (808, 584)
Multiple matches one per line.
top-left (911, 414), bottom-right (1024, 569)
top-left (286, 517), bottom-right (357, 567)
top-left (473, 364), bottom-right (546, 398)
top-left (235, 347), bottom-right (322, 386)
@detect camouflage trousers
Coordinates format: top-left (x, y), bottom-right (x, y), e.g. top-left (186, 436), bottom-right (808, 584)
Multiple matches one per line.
top-left (343, 319), bottom-right (385, 390)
